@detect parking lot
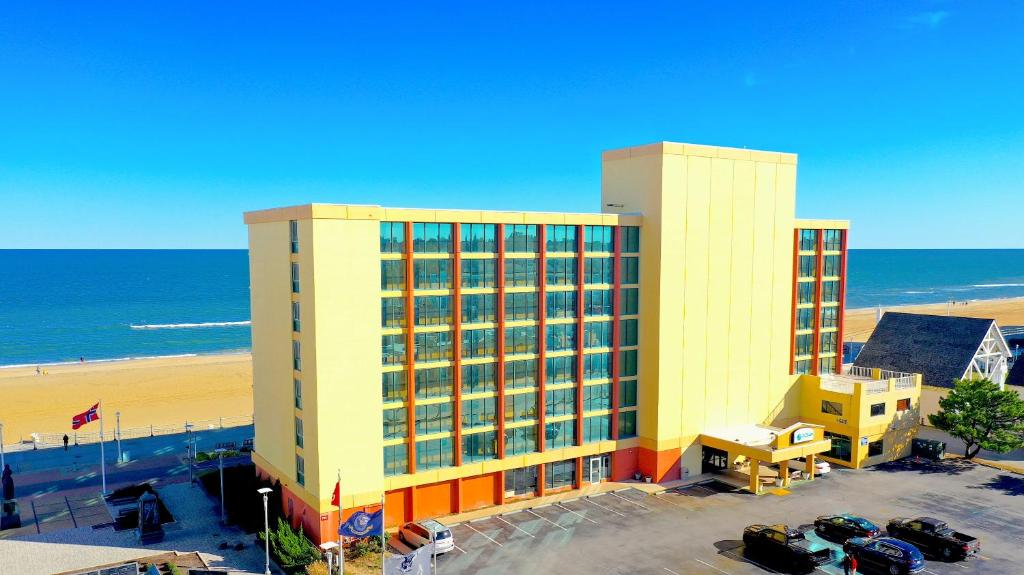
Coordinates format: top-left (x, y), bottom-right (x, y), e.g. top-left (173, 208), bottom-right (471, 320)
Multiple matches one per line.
top-left (419, 458), bottom-right (1024, 574)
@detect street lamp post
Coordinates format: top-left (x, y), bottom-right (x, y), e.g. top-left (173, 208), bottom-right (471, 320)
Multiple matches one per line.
top-left (115, 411), bottom-right (122, 463)
top-left (184, 423), bottom-right (194, 486)
top-left (257, 487), bottom-right (273, 575)
top-left (215, 447), bottom-right (226, 523)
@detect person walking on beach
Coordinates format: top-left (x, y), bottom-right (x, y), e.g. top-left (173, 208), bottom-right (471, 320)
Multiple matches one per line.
top-left (36, 365), bottom-right (41, 375)
top-left (63, 434), bottom-right (69, 451)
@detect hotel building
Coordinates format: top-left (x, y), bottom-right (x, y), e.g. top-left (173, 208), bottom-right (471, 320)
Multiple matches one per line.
top-left (244, 141), bottom-right (921, 544)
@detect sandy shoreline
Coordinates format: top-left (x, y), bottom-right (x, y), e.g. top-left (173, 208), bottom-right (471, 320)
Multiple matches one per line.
top-left (2, 296), bottom-right (1022, 447)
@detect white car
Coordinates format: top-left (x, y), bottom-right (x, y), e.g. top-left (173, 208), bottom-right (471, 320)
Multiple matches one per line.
top-left (790, 456), bottom-right (831, 475)
top-left (398, 519), bottom-right (455, 554)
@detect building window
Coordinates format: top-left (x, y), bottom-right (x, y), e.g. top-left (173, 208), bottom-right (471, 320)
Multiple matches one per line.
top-left (382, 334), bottom-right (406, 365)
top-left (546, 257), bottom-right (577, 286)
top-left (621, 226), bottom-right (640, 253)
top-left (799, 229), bottom-right (817, 252)
top-left (291, 263), bottom-right (300, 293)
top-left (462, 398), bottom-right (497, 429)
top-left (462, 293), bottom-right (496, 324)
top-left (545, 420), bottom-right (575, 449)
top-left (382, 371), bottom-right (406, 402)
top-left (505, 292), bottom-right (537, 321)
top-left (546, 291), bottom-right (577, 319)
top-left (414, 295), bottom-right (451, 326)
top-left (620, 349), bottom-right (638, 377)
top-left (414, 402), bottom-right (454, 435)
top-left (585, 257), bottom-right (614, 284)
top-left (505, 359), bottom-right (537, 388)
top-left (870, 403), bottom-right (886, 417)
top-left (584, 225), bottom-right (614, 253)
top-left (462, 328), bottom-right (496, 359)
top-left (584, 289), bottom-right (614, 316)
top-left (583, 384), bottom-right (612, 411)
top-left (384, 443), bottom-right (408, 476)
top-left (545, 459), bottom-right (577, 490)
top-left (294, 417), bottom-right (304, 448)
top-left (295, 454), bottom-right (305, 485)
top-left (822, 280), bottom-right (840, 303)
top-left (620, 380), bottom-right (637, 408)
top-left (545, 387), bottom-right (577, 417)
top-left (794, 359), bottom-right (811, 375)
top-left (823, 255), bottom-right (841, 277)
top-left (505, 325), bottom-right (537, 355)
top-left (461, 224), bottom-right (497, 253)
top-left (896, 398), bottom-right (911, 412)
top-left (415, 437), bottom-right (454, 470)
top-left (584, 321), bottom-right (612, 348)
top-left (289, 220), bottom-right (299, 254)
top-left (583, 415), bottom-right (612, 443)
top-left (868, 439), bottom-right (884, 458)
top-left (505, 426), bottom-right (537, 456)
top-left (820, 306), bottom-right (838, 329)
top-left (795, 334), bottom-right (813, 357)
top-left (381, 297), bottom-right (405, 328)
top-left (545, 225), bottom-right (578, 253)
top-left (462, 431), bottom-right (497, 462)
top-left (583, 352), bottom-right (612, 380)
top-left (797, 308), bottom-right (814, 331)
top-left (415, 367), bottom-right (453, 399)
top-left (823, 229), bottom-right (842, 252)
top-left (820, 331), bottom-right (837, 354)
top-left (412, 223), bottom-right (452, 254)
top-left (504, 258), bottom-right (538, 287)
top-left (621, 319), bottom-right (638, 346)
top-left (622, 257), bottom-right (639, 284)
top-left (797, 282), bottom-right (815, 305)
top-left (824, 431), bottom-right (852, 462)
top-left (505, 391), bottom-right (538, 422)
top-left (798, 255), bottom-right (817, 279)
top-left (504, 224), bottom-right (539, 253)
top-left (291, 301), bottom-right (301, 332)
top-left (294, 378), bottom-right (303, 409)
top-left (505, 465), bottom-right (538, 495)
top-left (821, 400), bottom-right (843, 416)
top-left (546, 324), bottom-right (577, 352)
top-left (413, 260), bottom-right (452, 289)
top-left (292, 340), bottom-right (301, 371)
top-left (819, 356), bottom-right (837, 374)
top-left (546, 356), bottom-right (576, 384)
top-left (383, 408), bottom-right (407, 439)
top-left (381, 260), bottom-right (405, 290)
top-left (380, 222), bottom-right (406, 254)
top-left (462, 363), bottom-right (496, 393)
top-left (620, 287), bottom-right (639, 315)
top-left (461, 259), bottom-right (496, 288)
top-left (414, 331), bottom-right (453, 362)
top-left (619, 411), bottom-right (637, 438)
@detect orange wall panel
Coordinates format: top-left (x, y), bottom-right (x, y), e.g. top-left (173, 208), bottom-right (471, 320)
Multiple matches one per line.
top-left (415, 480), bottom-right (456, 520)
top-left (385, 488), bottom-right (410, 528)
top-left (612, 447), bottom-right (639, 481)
top-left (462, 473), bottom-right (499, 511)
top-left (638, 447), bottom-right (680, 482)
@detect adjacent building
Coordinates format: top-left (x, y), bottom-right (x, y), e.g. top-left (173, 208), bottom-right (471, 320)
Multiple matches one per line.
top-left (244, 141), bottom-right (920, 544)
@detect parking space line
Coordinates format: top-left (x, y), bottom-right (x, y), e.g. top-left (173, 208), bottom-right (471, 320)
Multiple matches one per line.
top-left (652, 493), bottom-right (688, 508)
top-left (496, 515), bottom-right (535, 538)
top-left (663, 568), bottom-right (682, 575)
top-left (582, 496), bottom-right (627, 517)
top-left (463, 522), bottom-right (504, 547)
top-left (610, 490), bottom-right (650, 510)
top-left (693, 559), bottom-right (731, 574)
top-left (526, 509), bottom-right (569, 531)
top-left (452, 544), bottom-right (467, 554)
top-left (556, 502), bottom-right (599, 524)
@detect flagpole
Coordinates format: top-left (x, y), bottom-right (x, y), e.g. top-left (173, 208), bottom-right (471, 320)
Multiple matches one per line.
top-left (338, 469), bottom-right (344, 575)
top-left (98, 400), bottom-right (107, 495)
top-left (380, 492), bottom-right (385, 575)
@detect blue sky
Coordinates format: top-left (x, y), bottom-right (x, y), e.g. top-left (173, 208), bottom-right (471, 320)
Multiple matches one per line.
top-left (1, 2), bottom-right (1021, 249)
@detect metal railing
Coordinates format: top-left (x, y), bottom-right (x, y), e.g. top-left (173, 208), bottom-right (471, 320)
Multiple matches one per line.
top-left (893, 375), bottom-right (918, 390)
top-left (864, 381), bottom-right (891, 395)
top-left (819, 378), bottom-right (855, 394)
top-left (9, 414), bottom-right (254, 451)
top-left (846, 365), bottom-right (874, 378)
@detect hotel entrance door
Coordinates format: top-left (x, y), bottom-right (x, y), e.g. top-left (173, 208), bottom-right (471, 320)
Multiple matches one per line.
top-left (701, 446), bottom-right (729, 474)
top-left (584, 453), bottom-right (611, 483)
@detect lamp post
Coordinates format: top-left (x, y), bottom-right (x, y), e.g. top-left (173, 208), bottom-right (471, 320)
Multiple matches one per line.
top-left (215, 448), bottom-right (226, 523)
top-left (115, 411), bottom-right (122, 463)
top-left (257, 487), bottom-right (273, 575)
top-left (184, 423), bottom-right (194, 486)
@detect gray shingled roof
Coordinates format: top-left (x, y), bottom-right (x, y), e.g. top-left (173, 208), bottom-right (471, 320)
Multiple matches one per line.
top-left (853, 312), bottom-right (996, 390)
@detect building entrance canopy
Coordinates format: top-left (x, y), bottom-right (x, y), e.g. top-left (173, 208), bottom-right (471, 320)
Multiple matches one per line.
top-left (699, 422), bottom-right (831, 464)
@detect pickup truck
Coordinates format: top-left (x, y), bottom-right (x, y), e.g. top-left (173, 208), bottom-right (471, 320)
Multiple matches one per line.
top-left (743, 524), bottom-right (834, 572)
top-left (886, 517), bottom-right (979, 561)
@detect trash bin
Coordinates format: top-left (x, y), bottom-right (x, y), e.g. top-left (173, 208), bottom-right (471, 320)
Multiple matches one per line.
top-left (912, 438), bottom-right (946, 460)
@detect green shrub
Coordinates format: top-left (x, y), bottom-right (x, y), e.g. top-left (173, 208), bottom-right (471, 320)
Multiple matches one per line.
top-left (258, 518), bottom-right (320, 571)
top-left (167, 563), bottom-right (182, 575)
top-left (304, 561), bottom-right (330, 575)
top-left (348, 535), bottom-right (385, 559)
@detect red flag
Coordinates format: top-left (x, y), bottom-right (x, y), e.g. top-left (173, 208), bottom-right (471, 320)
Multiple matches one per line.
top-left (72, 403), bottom-right (100, 430)
top-left (331, 481), bottom-right (340, 507)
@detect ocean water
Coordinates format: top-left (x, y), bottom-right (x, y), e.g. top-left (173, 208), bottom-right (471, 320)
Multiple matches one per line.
top-left (1, 249), bottom-right (1023, 367)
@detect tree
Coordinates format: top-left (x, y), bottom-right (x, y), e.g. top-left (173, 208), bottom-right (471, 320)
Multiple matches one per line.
top-left (258, 517), bottom-right (320, 571)
top-left (929, 378), bottom-right (1024, 459)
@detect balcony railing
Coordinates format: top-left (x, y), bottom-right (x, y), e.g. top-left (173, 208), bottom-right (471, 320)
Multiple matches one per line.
top-left (817, 366), bottom-right (920, 396)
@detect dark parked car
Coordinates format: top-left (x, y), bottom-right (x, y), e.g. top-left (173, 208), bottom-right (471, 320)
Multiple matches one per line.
top-left (886, 517), bottom-right (979, 561)
top-left (844, 536), bottom-right (925, 575)
top-left (743, 524), bottom-right (834, 572)
top-left (814, 514), bottom-right (881, 541)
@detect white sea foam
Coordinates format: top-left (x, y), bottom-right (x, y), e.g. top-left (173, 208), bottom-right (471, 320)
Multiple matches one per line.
top-left (0, 351), bottom-right (253, 369)
top-left (972, 283), bottom-right (1024, 288)
top-left (129, 320), bottom-right (251, 330)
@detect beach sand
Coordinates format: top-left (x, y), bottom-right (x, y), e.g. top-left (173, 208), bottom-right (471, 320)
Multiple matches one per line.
top-left (2, 296), bottom-right (1022, 446)
top-left (0, 354), bottom-right (252, 445)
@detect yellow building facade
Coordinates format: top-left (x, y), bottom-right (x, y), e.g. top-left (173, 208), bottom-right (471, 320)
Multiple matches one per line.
top-left (244, 142), bottom-right (917, 544)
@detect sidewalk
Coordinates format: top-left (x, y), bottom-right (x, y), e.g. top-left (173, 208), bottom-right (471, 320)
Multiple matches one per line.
top-left (917, 426), bottom-right (1024, 474)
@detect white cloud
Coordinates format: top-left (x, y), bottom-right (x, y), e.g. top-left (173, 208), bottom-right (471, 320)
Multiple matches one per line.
top-left (901, 10), bottom-right (950, 30)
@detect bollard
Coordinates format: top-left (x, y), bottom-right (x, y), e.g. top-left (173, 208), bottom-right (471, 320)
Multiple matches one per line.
top-left (150, 424), bottom-right (154, 437)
